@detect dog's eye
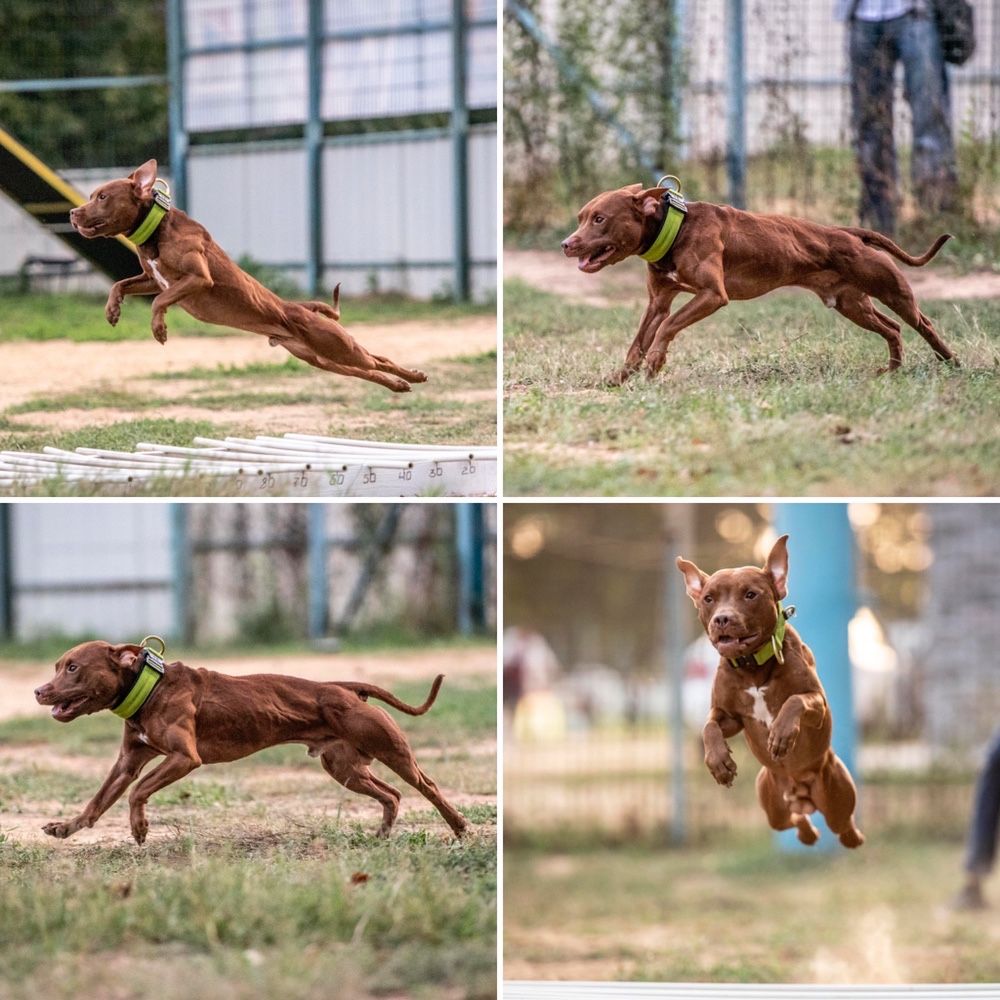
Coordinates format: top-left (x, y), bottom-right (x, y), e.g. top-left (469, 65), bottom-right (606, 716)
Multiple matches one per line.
top-left (594, 214), bottom-right (605, 224)
top-left (702, 595), bottom-right (714, 605)
top-left (745, 590), bottom-right (757, 600)
top-left (67, 663), bottom-right (78, 673)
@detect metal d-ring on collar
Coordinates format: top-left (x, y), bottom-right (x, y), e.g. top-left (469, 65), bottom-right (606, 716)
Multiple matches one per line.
top-left (110, 634), bottom-right (168, 719)
top-left (639, 174), bottom-right (687, 264)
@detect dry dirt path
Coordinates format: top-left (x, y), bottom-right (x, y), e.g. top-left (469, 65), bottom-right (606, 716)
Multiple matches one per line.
top-left (0, 315), bottom-right (496, 411)
top-left (504, 248), bottom-right (1000, 307)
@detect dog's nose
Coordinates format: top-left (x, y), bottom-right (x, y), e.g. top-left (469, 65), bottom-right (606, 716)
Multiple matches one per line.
top-left (712, 614), bottom-right (731, 629)
top-left (34, 685), bottom-right (47, 700)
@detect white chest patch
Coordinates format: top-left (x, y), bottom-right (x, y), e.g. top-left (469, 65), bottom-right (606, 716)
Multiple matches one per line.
top-left (747, 685), bottom-right (773, 727)
top-left (148, 259), bottom-right (170, 291)
top-left (137, 731), bottom-right (150, 745)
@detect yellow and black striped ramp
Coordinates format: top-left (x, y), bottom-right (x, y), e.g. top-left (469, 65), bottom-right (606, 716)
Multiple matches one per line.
top-left (0, 126), bottom-right (141, 281)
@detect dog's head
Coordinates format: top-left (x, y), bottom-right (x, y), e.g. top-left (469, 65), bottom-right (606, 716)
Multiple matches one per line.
top-left (675, 535), bottom-right (789, 661)
top-left (560, 184), bottom-right (668, 273)
top-left (69, 160), bottom-right (159, 239)
top-left (34, 641), bottom-right (143, 723)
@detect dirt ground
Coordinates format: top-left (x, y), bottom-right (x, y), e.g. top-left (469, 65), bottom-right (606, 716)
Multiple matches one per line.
top-left (0, 646), bottom-right (496, 847)
top-left (0, 315), bottom-right (495, 412)
top-left (504, 248), bottom-right (1000, 306)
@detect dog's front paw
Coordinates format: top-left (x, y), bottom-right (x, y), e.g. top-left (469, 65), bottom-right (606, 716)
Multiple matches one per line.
top-left (768, 719), bottom-right (801, 759)
top-left (151, 321), bottom-right (168, 345)
top-left (601, 367), bottom-right (632, 388)
top-left (105, 297), bottom-right (122, 326)
top-left (705, 749), bottom-right (738, 787)
top-left (43, 819), bottom-right (80, 839)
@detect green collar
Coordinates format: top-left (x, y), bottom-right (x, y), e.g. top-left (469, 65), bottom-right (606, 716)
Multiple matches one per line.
top-left (127, 178), bottom-right (171, 246)
top-left (727, 603), bottom-right (796, 671)
top-left (639, 187), bottom-right (687, 263)
top-left (111, 647), bottom-right (166, 719)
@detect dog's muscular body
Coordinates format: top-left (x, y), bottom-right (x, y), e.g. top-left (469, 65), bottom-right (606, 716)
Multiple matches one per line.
top-left (676, 535), bottom-right (864, 848)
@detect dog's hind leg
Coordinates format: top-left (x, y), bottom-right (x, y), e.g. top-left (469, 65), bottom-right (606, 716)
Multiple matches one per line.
top-left (376, 747), bottom-right (468, 838)
top-left (875, 284), bottom-right (958, 366)
top-left (278, 335), bottom-right (413, 392)
top-left (756, 766), bottom-right (819, 845)
top-left (831, 291), bottom-right (905, 374)
top-left (369, 354), bottom-right (428, 384)
top-left (812, 752), bottom-right (865, 849)
top-left (319, 741), bottom-right (401, 836)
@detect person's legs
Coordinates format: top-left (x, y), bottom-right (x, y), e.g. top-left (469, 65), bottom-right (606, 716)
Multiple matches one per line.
top-left (898, 10), bottom-right (958, 214)
top-left (955, 727), bottom-right (1000, 909)
top-left (850, 17), bottom-right (899, 234)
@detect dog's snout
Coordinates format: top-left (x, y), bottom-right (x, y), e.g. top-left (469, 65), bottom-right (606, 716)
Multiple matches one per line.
top-left (712, 613), bottom-right (731, 629)
top-left (560, 238), bottom-right (571, 250)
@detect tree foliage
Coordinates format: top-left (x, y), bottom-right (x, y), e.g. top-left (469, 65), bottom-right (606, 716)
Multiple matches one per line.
top-left (0, 0), bottom-right (168, 168)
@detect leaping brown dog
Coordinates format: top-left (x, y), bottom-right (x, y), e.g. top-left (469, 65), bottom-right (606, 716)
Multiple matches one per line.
top-left (70, 160), bottom-right (427, 392)
top-left (34, 640), bottom-right (467, 844)
top-left (561, 182), bottom-right (958, 385)
top-left (675, 535), bottom-right (864, 848)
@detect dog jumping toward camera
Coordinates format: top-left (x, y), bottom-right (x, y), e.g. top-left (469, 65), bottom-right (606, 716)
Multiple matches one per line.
top-left (34, 640), bottom-right (467, 844)
top-left (675, 535), bottom-right (864, 848)
top-left (70, 160), bottom-right (427, 392)
top-left (561, 181), bottom-right (958, 385)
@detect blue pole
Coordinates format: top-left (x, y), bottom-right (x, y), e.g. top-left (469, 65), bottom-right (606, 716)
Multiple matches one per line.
top-left (170, 504), bottom-right (191, 643)
top-left (0, 504), bottom-right (13, 639)
top-left (725, 0), bottom-right (746, 208)
top-left (772, 503), bottom-right (858, 852)
top-left (455, 504), bottom-right (475, 634)
top-left (166, 0), bottom-right (188, 209)
top-left (451, 0), bottom-right (471, 301)
top-left (306, 0), bottom-right (324, 297)
top-left (307, 504), bottom-right (328, 640)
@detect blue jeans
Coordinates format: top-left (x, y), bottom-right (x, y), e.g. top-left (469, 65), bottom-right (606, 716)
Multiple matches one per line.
top-left (849, 11), bottom-right (958, 235)
top-left (965, 727), bottom-right (1000, 876)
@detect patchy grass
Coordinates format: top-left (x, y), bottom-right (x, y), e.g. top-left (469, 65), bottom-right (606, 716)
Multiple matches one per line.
top-left (503, 280), bottom-right (1000, 497)
top-left (0, 666), bottom-right (496, 1000)
top-left (504, 832), bottom-right (995, 984)
top-left (0, 292), bottom-right (494, 344)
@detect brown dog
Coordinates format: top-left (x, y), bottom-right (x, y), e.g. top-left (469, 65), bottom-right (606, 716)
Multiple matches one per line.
top-left (676, 535), bottom-right (864, 848)
top-left (33, 641), bottom-right (467, 843)
top-left (69, 160), bottom-right (426, 392)
top-left (562, 183), bottom-right (958, 384)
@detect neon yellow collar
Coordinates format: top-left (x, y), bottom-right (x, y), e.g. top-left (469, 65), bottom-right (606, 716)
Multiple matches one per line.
top-left (639, 185), bottom-right (687, 263)
top-left (111, 648), bottom-right (166, 719)
top-left (727, 603), bottom-right (795, 671)
top-left (127, 178), bottom-right (171, 246)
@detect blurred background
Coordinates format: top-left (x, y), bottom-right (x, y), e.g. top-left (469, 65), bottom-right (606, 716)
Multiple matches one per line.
top-left (504, 502), bottom-right (1000, 983)
top-left (0, 501), bottom-right (495, 648)
top-left (504, 0), bottom-right (1000, 268)
top-left (1, 0), bottom-right (498, 300)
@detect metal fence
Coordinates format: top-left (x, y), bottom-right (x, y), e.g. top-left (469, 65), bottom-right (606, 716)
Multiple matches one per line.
top-left (0, 501), bottom-right (496, 644)
top-left (504, 0), bottom-right (1000, 234)
top-left (0, 0), bottom-right (497, 299)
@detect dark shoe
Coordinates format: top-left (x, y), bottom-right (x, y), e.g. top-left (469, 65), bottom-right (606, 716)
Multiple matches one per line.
top-left (951, 882), bottom-right (987, 911)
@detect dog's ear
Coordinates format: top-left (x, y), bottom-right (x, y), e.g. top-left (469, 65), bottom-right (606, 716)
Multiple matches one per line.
top-left (110, 643), bottom-right (143, 669)
top-left (675, 557), bottom-right (709, 604)
top-left (130, 160), bottom-right (158, 199)
top-left (633, 187), bottom-right (666, 218)
top-left (763, 534), bottom-right (790, 600)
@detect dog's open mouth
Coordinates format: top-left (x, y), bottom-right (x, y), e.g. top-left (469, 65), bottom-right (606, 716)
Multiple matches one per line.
top-left (577, 245), bottom-right (615, 273)
top-left (712, 632), bottom-right (760, 658)
top-left (50, 696), bottom-right (88, 722)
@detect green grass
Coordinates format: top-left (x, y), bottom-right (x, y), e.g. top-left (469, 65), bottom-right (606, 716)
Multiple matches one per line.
top-left (503, 280), bottom-right (1000, 496)
top-left (0, 292), bottom-right (494, 344)
top-left (0, 663), bottom-right (496, 999)
top-left (504, 833), bottom-right (994, 983)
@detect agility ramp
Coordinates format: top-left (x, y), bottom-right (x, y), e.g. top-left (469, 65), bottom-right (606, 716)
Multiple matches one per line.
top-left (0, 126), bottom-right (140, 281)
top-left (0, 434), bottom-right (496, 496)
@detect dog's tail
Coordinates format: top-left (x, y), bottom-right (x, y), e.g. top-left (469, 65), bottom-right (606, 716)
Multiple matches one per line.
top-left (845, 228), bottom-right (952, 267)
top-left (335, 674), bottom-right (444, 715)
top-left (331, 282), bottom-right (340, 321)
